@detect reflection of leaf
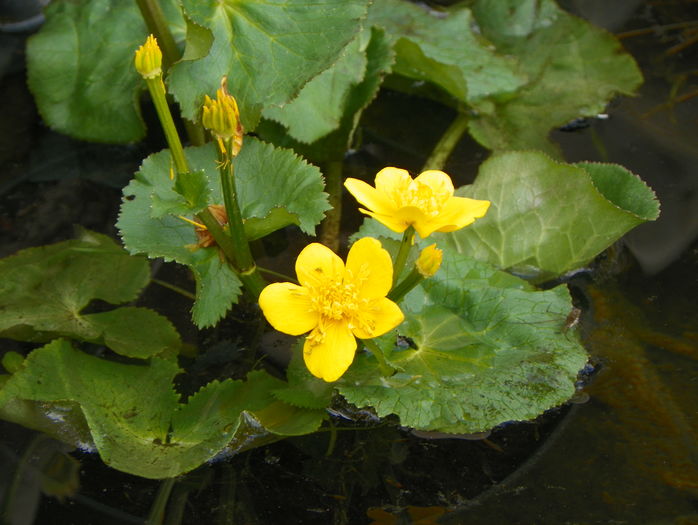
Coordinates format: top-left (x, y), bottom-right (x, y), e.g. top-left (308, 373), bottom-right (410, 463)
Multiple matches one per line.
top-left (0, 340), bottom-right (323, 479)
top-left (338, 252), bottom-right (588, 433)
top-left (0, 230), bottom-right (180, 358)
top-left (169, 0), bottom-right (368, 129)
top-left (439, 151), bottom-right (660, 281)
top-left (467, 0), bottom-right (642, 153)
top-left (118, 139), bottom-right (329, 327)
top-left (368, 0), bottom-right (525, 104)
top-left (26, 0), bottom-right (184, 142)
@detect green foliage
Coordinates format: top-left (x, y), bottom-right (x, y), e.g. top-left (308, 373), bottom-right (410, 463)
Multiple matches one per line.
top-left (118, 139), bottom-right (329, 327)
top-left (338, 252), bottom-right (587, 433)
top-left (0, 230), bottom-right (180, 358)
top-left (440, 151), bottom-right (660, 281)
top-left (169, 0), bottom-right (369, 129)
top-left (0, 340), bottom-right (323, 478)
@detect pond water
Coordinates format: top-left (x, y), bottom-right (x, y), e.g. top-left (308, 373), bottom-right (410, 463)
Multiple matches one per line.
top-left (1, 1), bottom-right (697, 524)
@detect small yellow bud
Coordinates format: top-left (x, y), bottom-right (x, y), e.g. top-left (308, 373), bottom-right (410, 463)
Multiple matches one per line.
top-left (134, 35), bottom-right (162, 79)
top-left (202, 77), bottom-right (243, 156)
top-left (415, 244), bottom-right (443, 278)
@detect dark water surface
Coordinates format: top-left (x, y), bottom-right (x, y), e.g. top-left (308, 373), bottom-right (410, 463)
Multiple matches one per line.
top-left (1, 1), bottom-right (697, 524)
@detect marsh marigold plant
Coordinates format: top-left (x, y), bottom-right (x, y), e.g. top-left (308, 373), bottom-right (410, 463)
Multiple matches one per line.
top-left (259, 237), bottom-right (404, 382)
top-left (345, 167), bottom-right (491, 238)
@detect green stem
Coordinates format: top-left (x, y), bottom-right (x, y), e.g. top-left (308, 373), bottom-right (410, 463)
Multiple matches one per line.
top-left (392, 227), bottom-right (415, 286)
top-left (218, 147), bottom-right (267, 298)
top-left (388, 267), bottom-right (424, 303)
top-left (135, 0), bottom-right (179, 72)
top-left (361, 338), bottom-right (395, 377)
top-left (319, 160), bottom-right (343, 253)
top-left (145, 77), bottom-right (189, 174)
top-left (422, 111), bottom-right (469, 172)
top-left (146, 477), bottom-right (176, 525)
top-left (151, 278), bottom-right (196, 300)
top-left (257, 266), bottom-right (298, 284)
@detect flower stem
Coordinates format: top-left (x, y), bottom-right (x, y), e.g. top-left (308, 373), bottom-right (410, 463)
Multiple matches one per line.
top-left (388, 267), bottom-right (424, 303)
top-left (145, 76), bottom-right (189, 175)
top-left (151, 278), bottom-right (196, 300)
top-left (361, 338), bottom-right (395, 377)
top-left (319, 160), bottom-right (343, 253)
top-left (217, 145), bottom-right (267, 299)
top-left (392, 227), bottom-right (415, 286)
top-left (422, 111), bottom-right (469, 172)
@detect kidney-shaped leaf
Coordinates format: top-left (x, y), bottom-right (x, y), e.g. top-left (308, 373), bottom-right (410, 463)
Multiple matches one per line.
top-left (438, 151), bottom-right (660, 281)
top-left (338, 251), bottom-right (588, 433)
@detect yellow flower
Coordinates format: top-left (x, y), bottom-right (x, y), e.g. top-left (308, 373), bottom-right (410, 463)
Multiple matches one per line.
top-left (259, 238), bottom-right (404, 382)
top-left (344, 168), bottom-right (491, 239)
top-left (134, 35), bottom-right (162, 79)
top-left (202, 77), bottom-right (243, 156)
top-left (415, 244), bottom-right (443, 278)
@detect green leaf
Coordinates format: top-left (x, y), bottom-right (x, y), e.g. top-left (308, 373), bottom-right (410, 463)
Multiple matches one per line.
top-left (0, 340), bottom-right (323, 479)
top-left (169, 0), bottom-right (369, 129)
top-left (118, 139), bottom-right (329, 327)
top-left (368, 0), bottom-right (526, 105)
top-left (0, 230), bottom-right (180, 358)
top-left (337, 253), bottom-right (587, 433)
top-left (467, 0), bottom-right (643, 153)
top-left (439, 151), bottom-right (660, 281)
top-left (26, 0), bottom-right (184, 143)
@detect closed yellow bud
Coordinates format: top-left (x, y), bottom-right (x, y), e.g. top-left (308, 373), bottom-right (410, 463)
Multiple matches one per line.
top-left (202, 77), bottom-right (243, 156)
top-left (416, 244), bottom-right (443, 277)
top-left (134, 35), bottom-right (162, 79)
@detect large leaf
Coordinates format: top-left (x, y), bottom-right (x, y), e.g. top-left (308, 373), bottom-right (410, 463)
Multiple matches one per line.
top-left (438, 151), bottom-right (660, 281)
top-left (0, 340), bottom-right (324, 479)
top-left (0, 230), bottom-right (180, 358)
top-left (338, 252), bottom-right (587, 434)
top-left (367, 0), bottom-right (526, 105)
top-left (117, 139), bottom-right (329, 327)
top-left (168, 0), bottom-right (368, 129)
top-left (26, 0), bottom-right (184, 142)
top-left (467, 0), bottom-right (643, 153)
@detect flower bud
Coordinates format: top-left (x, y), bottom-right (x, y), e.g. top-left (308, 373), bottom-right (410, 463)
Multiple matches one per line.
top-left (134, 35), bottom-right (162, 79)
top-left (202, 77), bottom-right (243, 156)
top-left (415, 244), bottom-right (443, 277)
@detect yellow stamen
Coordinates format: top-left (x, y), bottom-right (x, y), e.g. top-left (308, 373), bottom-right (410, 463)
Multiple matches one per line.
top-left (134, 35), bottom-right (162, 79)
top-left (177, 215), bottom-right (206, 229)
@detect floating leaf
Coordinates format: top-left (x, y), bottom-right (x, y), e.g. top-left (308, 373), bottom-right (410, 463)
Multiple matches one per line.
top-left (118, 139), bottom-right (329, 327)
top-left (467, 0), bottom-right (643, 153)
top-left (169, 0), bottom-right (369, 129)
top-left (438, 151), bottom-right (660, 281)
top-left (26, 0), bottom-right (184, 142)
top-left (0, 340), bottom-right (323, 479)
top-left (0, 230), bottom-right (180, 358)
top-left (338, 252), bottom-right (587, 433)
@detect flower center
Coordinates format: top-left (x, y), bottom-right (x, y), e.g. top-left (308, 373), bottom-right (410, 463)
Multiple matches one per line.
top-left (394, 181), bottom-right (450, 217)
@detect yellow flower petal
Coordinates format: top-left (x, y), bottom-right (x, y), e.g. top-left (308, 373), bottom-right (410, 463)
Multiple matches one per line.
top-left (295, 243), bottom-right (344, 289)
top-left (303, 321), bottom-right (357, 382)
top-left (351, 297), bottom-right (404, 340)
top-left (344, 178), bottom-right (395, 216)
top-left (345, 237), bottom-right (393, 299)
top-left (259, 282), bottom-right (318, 335)
top-left (374, 167), bottom-right (412, 196)
top-left (391, 206), bottom-right (434, 238)
top-left (433, 196), bottom-right (491, 233)
top-left (413, 170), bottom-right (455, 197)
top-left (359, 208), bottom-right (410, 233)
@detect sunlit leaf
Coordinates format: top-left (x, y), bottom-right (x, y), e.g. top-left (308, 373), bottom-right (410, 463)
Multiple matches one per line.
top-left (338, 252), bottom-right (587, 433)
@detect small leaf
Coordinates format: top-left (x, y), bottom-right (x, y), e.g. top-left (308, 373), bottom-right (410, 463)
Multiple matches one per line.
top-left (439, 151), bottom-right (660, 281)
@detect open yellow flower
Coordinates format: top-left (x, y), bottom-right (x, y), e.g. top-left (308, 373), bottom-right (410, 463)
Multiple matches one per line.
top-left (259, 237), bottom-right (404, 382)
top-left (345, 167), bottom-right (491, 239)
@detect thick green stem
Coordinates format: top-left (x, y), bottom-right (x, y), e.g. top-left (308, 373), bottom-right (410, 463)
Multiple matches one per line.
top-left (422, 111), bottom-right (469, 172)
top-left (361, 338), bottom-right (395, 377)
top-left (388, 267), bottom-right (424, 303)
top-left (392, 227), bottom-right (415, 286)
top-left (145, 77), bottom-right (189, 174)
top-left (319, 160), bottom-right (343, 253)
top-left (218, 147), bottom-right (266, 299)
top-left (146, 477), bottom-right (176, 525)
